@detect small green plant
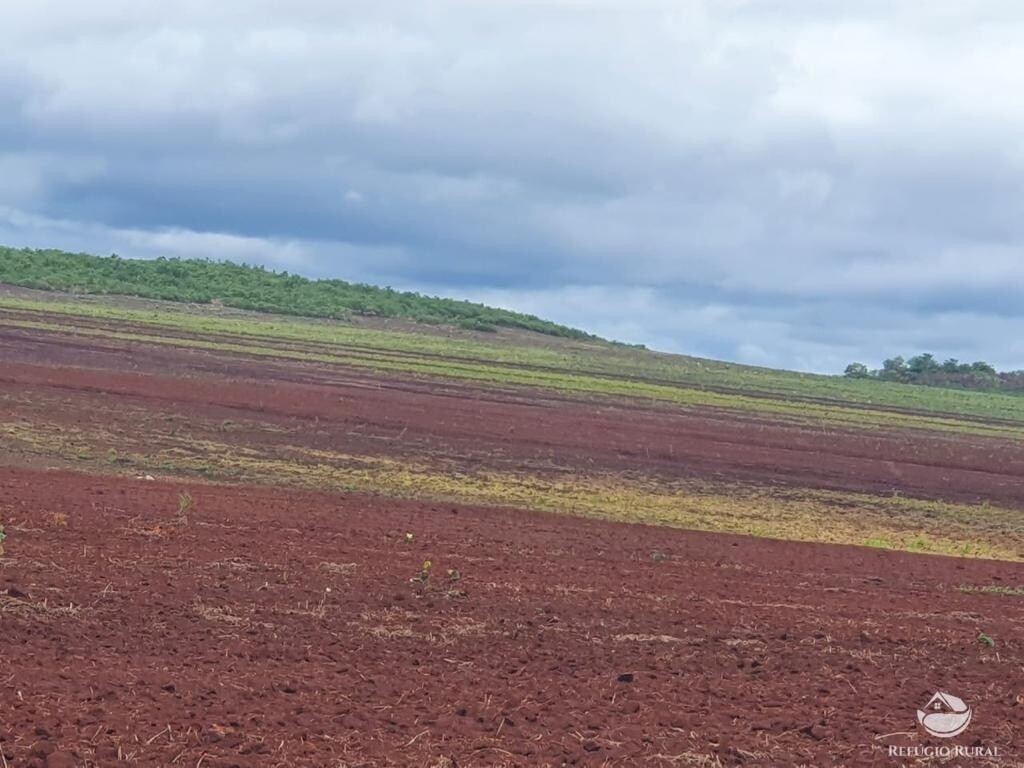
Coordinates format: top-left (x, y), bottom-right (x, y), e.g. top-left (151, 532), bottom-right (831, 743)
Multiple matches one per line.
top-left (410, 559), bottom-right (433, 587)
top-left (0, 524), bottom-right (6, 556)
top-left (443, 568), bottom-right (467, 600)
top-left (977, 632), bottom-right (996, 648)
top-left (177, 492), bottom-right (193, 523)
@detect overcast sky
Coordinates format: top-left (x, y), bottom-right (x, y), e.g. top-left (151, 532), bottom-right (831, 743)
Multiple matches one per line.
top-left (2, 1), bottom-right (1023, 372)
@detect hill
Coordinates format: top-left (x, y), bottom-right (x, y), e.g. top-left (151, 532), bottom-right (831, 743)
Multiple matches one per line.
top-left (3, 264), bottom-right (1023, 764)
top-left (6, 246), bottom-right (1024, 429)
top-left (0, 246), bottom-right (597, 340)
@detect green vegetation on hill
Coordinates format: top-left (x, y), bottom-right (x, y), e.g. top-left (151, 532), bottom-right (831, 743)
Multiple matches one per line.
top-left (845, 353), bottom-right (1024, 393)
top-left (5, 296), bottom-right (1024, 438)
top-left (5, 246), bottom-right (1024, 427)
top-left (0, 246), bottom-right (596, 339)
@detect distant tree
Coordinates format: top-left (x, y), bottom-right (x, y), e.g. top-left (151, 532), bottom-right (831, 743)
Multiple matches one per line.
top-left (879, 356), bottom-right (908, 382)
top-left (907, 353), bottom-right (940, 376)
top-left (844, 362), bottom-right (871, 379)
top-left (842, 352), bottom-right (1010, 392)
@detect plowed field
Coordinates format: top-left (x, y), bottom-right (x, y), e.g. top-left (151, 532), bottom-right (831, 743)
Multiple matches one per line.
top-left (1, 294), bottom-right (1022, 766)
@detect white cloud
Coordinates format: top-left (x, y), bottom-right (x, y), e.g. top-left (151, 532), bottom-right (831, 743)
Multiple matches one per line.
top-left (1, 1), bottom-right (1023, 371)
top-left (0, 206), bottom-right (407, 274)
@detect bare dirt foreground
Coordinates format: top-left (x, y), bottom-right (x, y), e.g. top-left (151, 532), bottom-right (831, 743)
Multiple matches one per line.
top-left (1, 468), bottom-right (1022, 767)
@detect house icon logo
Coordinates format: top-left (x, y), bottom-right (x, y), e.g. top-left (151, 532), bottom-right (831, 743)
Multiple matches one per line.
top-left (917, 692), bottom-right (972, 738)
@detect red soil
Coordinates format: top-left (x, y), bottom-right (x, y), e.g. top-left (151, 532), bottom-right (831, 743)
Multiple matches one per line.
top-left (3, 324), bottom-right (1024, 511)
top-left (2, 318), bottom-right (1024, 766)
top-left (1, 468), bottom-right (1022, 767)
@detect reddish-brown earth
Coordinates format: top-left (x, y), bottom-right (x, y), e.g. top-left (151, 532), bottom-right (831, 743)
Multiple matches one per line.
top-left (2, 468), bottom-right (1022, 767)
top-left (2, 314), bottom-right (1024, 766)
top-left (3, 323), bottom-right (1024, 509)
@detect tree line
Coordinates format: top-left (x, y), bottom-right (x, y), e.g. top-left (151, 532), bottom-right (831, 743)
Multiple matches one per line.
top-left (0, 247), bottom-right (597, 340)
top-left (844, 354), bottom-right (1024, 392)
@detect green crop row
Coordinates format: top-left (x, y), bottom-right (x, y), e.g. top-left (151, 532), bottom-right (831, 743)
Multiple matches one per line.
top-left (4, 296), bottom-right (1024, 439)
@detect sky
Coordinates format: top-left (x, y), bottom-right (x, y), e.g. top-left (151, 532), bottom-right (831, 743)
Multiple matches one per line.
top-left (2, 1), bottom-right (1023, 373)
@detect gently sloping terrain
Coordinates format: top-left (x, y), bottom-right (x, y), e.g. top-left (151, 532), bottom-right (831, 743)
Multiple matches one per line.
top-left (5, 288), bottom-right (1024, 435)
top-left (2, 291), bottom-right (1024, 559)
top-left (2, 290), bottom-right (1024, 766)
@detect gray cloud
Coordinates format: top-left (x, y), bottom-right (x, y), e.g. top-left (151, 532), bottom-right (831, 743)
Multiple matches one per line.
top-left (1, 1), bottom-right (1023, 371)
